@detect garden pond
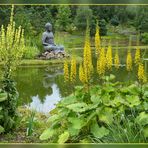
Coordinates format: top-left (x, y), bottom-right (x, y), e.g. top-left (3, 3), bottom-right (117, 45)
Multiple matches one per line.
top-left (14, 56), bottom-right (148, 114)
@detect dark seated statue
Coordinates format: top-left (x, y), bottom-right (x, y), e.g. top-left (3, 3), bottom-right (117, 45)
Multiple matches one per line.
top-left (42, 22), bottom-right (64, 54)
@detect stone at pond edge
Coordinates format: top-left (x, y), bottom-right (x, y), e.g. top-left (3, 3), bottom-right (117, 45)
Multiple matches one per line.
top-left (37, 51), bottom-right (70, 60)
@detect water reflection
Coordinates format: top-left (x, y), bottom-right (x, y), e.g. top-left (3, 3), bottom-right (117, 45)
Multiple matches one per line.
top-left (27, 84), bottom-right (61, 114)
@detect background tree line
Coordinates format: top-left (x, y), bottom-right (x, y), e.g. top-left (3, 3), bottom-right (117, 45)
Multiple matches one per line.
top-left (0, 5), bottom-right (147, 35)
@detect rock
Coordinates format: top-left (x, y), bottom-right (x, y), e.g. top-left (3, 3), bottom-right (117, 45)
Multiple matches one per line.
top-left (38, 50), bottom-right (70, 60)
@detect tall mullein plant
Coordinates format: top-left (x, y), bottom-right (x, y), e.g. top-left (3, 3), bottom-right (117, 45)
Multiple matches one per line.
top-left (0, 5), bottom-right (25, 132)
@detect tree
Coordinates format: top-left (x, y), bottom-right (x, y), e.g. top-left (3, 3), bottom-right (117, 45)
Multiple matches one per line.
top-left (55, 6), bottom-right (72, 31)
top-left (110, 15), bottom-right (119, 27)
top-left (74, 6), bottom-right (93, 32)
top-left (99, 19), bottom-right (107, 36)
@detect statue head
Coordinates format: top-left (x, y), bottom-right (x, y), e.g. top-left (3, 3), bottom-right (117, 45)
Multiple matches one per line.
top-left (45, 22), bottom-right (52, 31)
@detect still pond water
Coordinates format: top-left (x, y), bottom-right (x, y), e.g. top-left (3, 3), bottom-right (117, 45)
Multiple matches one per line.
top-left (14, 60), bottom-right (148, 114)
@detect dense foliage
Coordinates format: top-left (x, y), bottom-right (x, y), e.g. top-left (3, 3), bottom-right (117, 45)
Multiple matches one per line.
top-left (40, 75), bottom-right (148, 143)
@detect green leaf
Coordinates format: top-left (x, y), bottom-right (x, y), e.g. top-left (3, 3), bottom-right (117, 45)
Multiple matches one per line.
top-left (0, 125), bottom-right (4, 134)
top-left (60, 94), bottom-right (76, 105)
top-left (67, 103), bottom-right (88, 113)
top-left (47, 114), bottom-right (59, 123)
top-left (143, 126), bottom-right (148, 138)
top-left (126, 95), bottom-right (140, 107)
top-left (136, 112), bottom-right (148, 126)
top-left (68, 117), bottom-right (84, 129)
top-left (40, 128), bottom-right (54, 140)
top-left (90, 122), bottom-right (109, 138)
top-left (58, 131), bottom-right (69, 144)
top-left (90, 94), bottom-right (101, 104)
top-left (101, 93), bottom-right (111, 106)
top-left (98, 107), bottom-right (114, 124)
top-left (0, 92), bottom-right (7, 102)
top-left (68, 127), bottom-right (80, 136)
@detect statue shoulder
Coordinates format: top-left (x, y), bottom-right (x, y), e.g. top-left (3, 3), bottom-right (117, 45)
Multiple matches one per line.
top-left (42, 31), bottom-right (48, 37)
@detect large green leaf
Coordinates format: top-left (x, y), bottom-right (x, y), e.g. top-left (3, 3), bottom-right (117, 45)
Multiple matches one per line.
top-left (136, 112), bottom-right (148, 126)
top-left (101, 93), bottom-right (111, 106)
top-left (47, 114), bottom-right (59, 123)
top-left (68, 117), bottom-right (85, 129)
top-left (126, 95), bottom-right (141, 107)
top-left (98, 107), bottom-right (114, 124)
top-left (58, 131), bottom-right (69, 144)
top-left (40, 128), bottom-right (55, 140)
top-left (67, 103), bottom-right (88, 113)
top-left (0, 92), bottom-right (7, 102)
top-left (90, 94), bottom-right (101, 104)
top-left (68, 127), bottom-right (80, 136)
top-left (60, 94), bottom-right (76, 105)
top-left (90, 122), bottom-right (109, 138)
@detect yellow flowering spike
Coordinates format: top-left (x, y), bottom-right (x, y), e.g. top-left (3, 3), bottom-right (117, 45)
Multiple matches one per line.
top-left (134, 47), bottom-right (141, 65)
top-left (114, 49), bottom-right (120, 69)
top-left (97, 48), bottom-right (106, 76)
top-left (106, 44), bottom-right (113, 70)
top-left (126, 50), bottom-right (133, 71)
top-left (95, 21), bottom-right (101, 55)
top-left (0, 5), bottom-right (26, 77)
top-left (83, 22), bottom-right (93, 82)
top-left (70, 56), bottom-right (77, 83)
top-left (138, 63), bottom-right (147, 83)
top-left (64, 60), bottom-right (69, 82)
top-left (79, 63), bottom-right (86, 84)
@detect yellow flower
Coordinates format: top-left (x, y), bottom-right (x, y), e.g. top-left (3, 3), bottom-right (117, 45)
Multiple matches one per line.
top-left (114, 49), bottom-right (120, 69)
top-left (138, 63), bottom-right (147, 83)
top-left (97, 48), bottom-right (106, 76)
top-left (79, 63), bottom-right (86, 84)
top-left (83, 22), bottom-right (93, 82)
top-left (95, 21), bottom-right (101, 55)
top-left (70, 56), bottom-right (77, 83)
top-left (106, 44), bottom-right (113, 70)
top-left (126, 50), bottom-right (132, 71)
top-left (134, 47), bottom-right (141, 65)
top-left (64, 60), bottom-right (69, 82)
top-left (0, 5), bottom-right (26, 77)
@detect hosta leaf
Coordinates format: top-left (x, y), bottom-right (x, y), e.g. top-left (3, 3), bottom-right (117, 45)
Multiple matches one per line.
top-left (67, 103), bottom-right (88, 113)
top-left (0, 92), bottom-right (7, 102)
top-left (68, 117), bottom-right (84, 129)
top-left (58, 131), bottom-right (69, 144)
top-left (126, 95), bottom-right (140, 107)
top-left (136, 112), bottom-right (148, 126)
top-left (40, 128), bottom-right (54, 140)
top-left (0, 125), bottom-right (4, 134)
top-left (90, 122), bottom-right (109, 138)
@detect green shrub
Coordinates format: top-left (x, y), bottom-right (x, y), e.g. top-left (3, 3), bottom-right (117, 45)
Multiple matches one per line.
top-left (141, 33), bottom-right (148, 44)
top-left (24, 46), bottom-right (40, 59)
